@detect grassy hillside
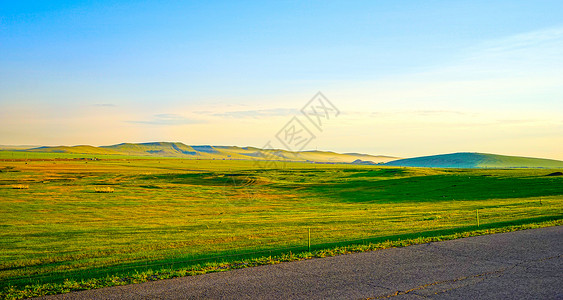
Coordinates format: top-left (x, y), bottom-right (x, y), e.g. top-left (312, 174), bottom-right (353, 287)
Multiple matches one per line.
top-left (478, 153), bottom-right (563, 168)
top-left (18, 142), bottom-right (398, 164)
top-left (0, 158), bottom-right (561, 298)
top-left (384, 152), bottom-right (563, 168)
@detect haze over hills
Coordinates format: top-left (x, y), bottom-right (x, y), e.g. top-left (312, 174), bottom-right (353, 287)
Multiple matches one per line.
top-left (6, 143), bottom-right (563, 168)
top-left (23, 142), bottom-right (398, 164)
top-left (0, 145), bottom-right (41, 150)
top-left (383, 152), bottom-right (563, 168)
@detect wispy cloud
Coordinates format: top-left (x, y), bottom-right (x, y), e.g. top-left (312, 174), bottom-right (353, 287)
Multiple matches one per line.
top-left (455, 26), bottom-right (563, 76)
top-left (92, 103), bottom-right (117, 107)
top-left (345, 110), bottom-right (468, 117)
top-left (476, 26), bottom-right (563, 56)
top-left (350, 26), bottom-right (563, 113)
top-left (213, 108), bottom-right (299, 118)
top-left (193, 110), bottom-right (214, 114)
top-left (409, 110), bottom-right (468, 116)
top-left (127, 114), bottom-right (201, 125)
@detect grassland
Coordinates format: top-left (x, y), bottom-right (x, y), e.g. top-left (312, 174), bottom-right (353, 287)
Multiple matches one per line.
top-left (0, 153), bottom-right (562, 298)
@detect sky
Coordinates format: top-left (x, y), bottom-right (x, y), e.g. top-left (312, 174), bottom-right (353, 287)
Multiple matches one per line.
top-left (1, 0), bottom-right (562, 160)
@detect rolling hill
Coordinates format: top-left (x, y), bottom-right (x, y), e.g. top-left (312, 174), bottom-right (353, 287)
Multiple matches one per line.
top-left (383, 152), bottom-right (563, 168)
top-left (15, 145), bottom-right (563, 168)
top-left (23, 142), bottom-right (398, 164)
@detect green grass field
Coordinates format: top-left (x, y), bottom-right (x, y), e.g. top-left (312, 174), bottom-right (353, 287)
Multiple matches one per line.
top-left (1, 153), bottom-right (562, 298)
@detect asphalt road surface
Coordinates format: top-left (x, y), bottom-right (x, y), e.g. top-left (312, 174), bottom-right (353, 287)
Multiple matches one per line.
top-left (40, 226), bottom-right (562, 299)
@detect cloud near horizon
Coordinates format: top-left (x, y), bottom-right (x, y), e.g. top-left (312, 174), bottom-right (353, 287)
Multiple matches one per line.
top-left (211, 108), bottom-right (300, 118)
top-left (91, 103), bottom-right (117, 107)
top-left (127, 114), bottom-right (202, 125)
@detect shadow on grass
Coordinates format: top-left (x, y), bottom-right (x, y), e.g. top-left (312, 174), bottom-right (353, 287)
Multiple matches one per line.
top-left (302, 175), bottom-right (563, 203)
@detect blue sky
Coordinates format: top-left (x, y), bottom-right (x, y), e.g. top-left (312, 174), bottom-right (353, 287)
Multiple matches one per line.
top-left (1, 1), bottom-right (562, 159)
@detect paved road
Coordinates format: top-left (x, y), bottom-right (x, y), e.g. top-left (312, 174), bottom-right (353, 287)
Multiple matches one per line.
top-left (41, 226), bottom-right (562, 299)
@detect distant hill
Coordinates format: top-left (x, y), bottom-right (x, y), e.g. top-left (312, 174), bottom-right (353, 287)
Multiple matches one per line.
top-left (17, 145), bottom-right (563, 168)
top-left (383, 152), bottom-right (563, 168)
top-left (24, 142), bottom-right (398, 164)
top-left (29, 145), bottom-right (122, 155)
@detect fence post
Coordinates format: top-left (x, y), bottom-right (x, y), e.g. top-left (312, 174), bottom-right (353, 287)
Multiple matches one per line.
top-left (308, 228), bottom-right (311, 252)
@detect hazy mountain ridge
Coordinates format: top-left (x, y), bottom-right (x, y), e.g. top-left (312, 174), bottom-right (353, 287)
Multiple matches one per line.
top-left (24, 142), bottom-right (397, 164)
top-left (13, 144), bottom-right (563, 168)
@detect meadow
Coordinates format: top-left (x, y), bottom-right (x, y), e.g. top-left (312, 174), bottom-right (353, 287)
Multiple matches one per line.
top-left (0, 153), bottom-right (562, 298)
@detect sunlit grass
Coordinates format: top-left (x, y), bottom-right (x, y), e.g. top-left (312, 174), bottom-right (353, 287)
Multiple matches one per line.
top-left (10, 184), bottom-right (29, 190)
top-left (0, 156), bottom-right (561, 298)
top-left (93, 186), bottom-right (114, 193)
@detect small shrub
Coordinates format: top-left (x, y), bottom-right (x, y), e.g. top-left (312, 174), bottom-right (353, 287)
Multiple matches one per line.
top-left (12, 184), bottom-right (29, 189)
top-left (94, 187), bottom-right (114, 193)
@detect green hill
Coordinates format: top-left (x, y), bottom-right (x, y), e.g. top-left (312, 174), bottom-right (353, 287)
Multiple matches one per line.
top-left (384, 152), bottom-right (563, 168)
